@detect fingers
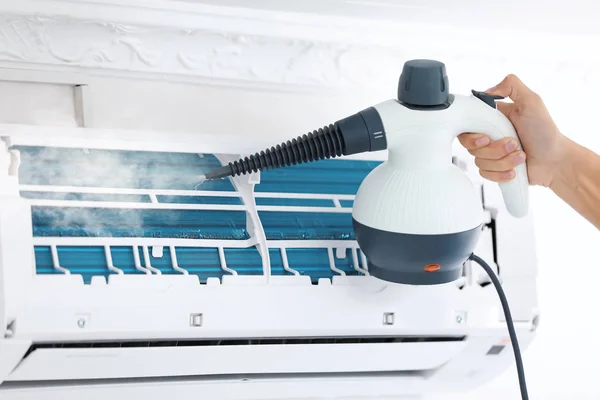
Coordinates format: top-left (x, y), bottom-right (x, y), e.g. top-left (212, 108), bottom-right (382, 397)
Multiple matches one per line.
top-left (457, 133), bottom-right (491, 150)
top-left (479, 169), bottom-right (516, 183)
top-left (474, 150), bottom-right (526, 172)
top-left (486, 74), bottom-right (537, 104)
top-left (459, 134), bottom-right (519, 158)
top-left (457, 133), bottom-right (525, 183)
top-left (458, 133), bottom-right (517, 153)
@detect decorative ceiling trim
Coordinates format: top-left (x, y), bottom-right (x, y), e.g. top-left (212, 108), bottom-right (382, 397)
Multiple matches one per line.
top-left (0, 1), bottom-right (597, 91)
top-left (0, 12), bottom-right (410, 90)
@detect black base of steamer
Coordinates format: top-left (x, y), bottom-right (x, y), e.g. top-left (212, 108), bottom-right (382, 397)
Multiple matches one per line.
top-left (352, 218), bottom-right (482, 285)
top-left (366, 263), bottom-right (465, 285)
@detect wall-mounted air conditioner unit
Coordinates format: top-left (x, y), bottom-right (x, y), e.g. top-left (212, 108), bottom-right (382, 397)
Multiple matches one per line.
top-left (0, 127), bottom-right (539, 400)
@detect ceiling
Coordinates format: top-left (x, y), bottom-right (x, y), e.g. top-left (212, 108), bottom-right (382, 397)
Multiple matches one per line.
top-left (171, 0), bottom-right (600, 36)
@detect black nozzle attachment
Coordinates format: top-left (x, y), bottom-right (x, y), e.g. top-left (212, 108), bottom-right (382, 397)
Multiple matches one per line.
top-left (205, 165), bottom-right (235, 180)
top-left (204, 107), bottom-right (386, 180)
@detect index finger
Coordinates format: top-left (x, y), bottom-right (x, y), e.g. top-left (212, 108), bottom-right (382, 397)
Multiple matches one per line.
top-left (457, 133), bottom-right (490, 150)
top-left (487, 74), bottom-right (537, 104)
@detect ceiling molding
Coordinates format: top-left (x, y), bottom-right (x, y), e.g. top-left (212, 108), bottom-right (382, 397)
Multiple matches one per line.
top-left (0, 11), bottom-right (411, 91)
top-left (0, 1), bottom-right (596, 91)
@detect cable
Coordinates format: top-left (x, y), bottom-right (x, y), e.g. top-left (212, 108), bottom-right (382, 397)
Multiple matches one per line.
top-left (469, 253), bottom-right (529, 400)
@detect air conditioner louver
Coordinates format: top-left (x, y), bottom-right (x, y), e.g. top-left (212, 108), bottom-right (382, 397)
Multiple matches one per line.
top-left (9, 335), bottom-right (468, 382)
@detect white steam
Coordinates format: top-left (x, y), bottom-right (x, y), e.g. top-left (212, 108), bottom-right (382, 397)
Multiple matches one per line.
top-left (21, 147), bottom-right (206, 237)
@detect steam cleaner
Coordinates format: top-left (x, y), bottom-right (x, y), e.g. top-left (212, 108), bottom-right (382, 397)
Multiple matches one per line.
top-left (205, 59), bottom-right (531, 399)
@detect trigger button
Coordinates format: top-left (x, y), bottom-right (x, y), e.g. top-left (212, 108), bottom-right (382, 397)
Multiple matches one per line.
top-left (471, 90), bottom-right (504, 109)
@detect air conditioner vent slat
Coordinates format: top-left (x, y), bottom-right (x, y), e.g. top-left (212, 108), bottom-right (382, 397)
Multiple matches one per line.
top-left (27, 334), bottom-right (466, 355)
top-left (23, 335), bottom-right (466, 359)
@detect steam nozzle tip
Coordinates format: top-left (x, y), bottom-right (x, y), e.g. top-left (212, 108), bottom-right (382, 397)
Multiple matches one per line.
top-left (204, 165), bottom-right (233, 180)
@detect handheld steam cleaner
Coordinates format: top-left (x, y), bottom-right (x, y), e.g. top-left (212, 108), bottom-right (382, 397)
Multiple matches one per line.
top-left (205, 59), bottom-right (531, 399)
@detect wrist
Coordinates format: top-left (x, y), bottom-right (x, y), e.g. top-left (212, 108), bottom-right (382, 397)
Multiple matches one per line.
top-left (548, 134), bottom-right (579, 192)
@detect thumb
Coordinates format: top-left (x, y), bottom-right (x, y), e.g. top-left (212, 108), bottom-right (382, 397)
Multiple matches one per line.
top-left (486, 74), bottom-right (536, 103)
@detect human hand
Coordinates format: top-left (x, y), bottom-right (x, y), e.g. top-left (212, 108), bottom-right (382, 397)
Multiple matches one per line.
top-left (458, 74), bottom-right (566, 187)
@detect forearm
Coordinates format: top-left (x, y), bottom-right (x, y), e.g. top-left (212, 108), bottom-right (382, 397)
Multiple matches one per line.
top-left (550, 137), bottom-right (600, 229)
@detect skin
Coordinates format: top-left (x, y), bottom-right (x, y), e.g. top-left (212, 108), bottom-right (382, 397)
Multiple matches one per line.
top-left (458, 74), bottom-right (600, 229)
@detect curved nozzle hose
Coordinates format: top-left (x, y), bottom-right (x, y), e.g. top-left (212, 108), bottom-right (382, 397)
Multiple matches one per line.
top-left (204, 107), bottom-right (387, 180)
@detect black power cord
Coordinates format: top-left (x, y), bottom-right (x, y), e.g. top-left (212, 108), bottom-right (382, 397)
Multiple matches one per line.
top-left (469, 253), bottom-right (529, 400)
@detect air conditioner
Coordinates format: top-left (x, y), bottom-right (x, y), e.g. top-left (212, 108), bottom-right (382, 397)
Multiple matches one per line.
top-left (0, 126), bottom-right (539, 399)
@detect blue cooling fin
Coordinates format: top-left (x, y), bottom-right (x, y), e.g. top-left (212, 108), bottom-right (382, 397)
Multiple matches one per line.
top-left (256, 159), bottom-right (379, 241)
top-left (255, 159), bottom-right (380, 195)
top-left (259, 212), bottom-right (355, 241)
top-left (19, 147), bottom-right (380, 284)
top-left (30, 207), bottom-right (250, 239)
